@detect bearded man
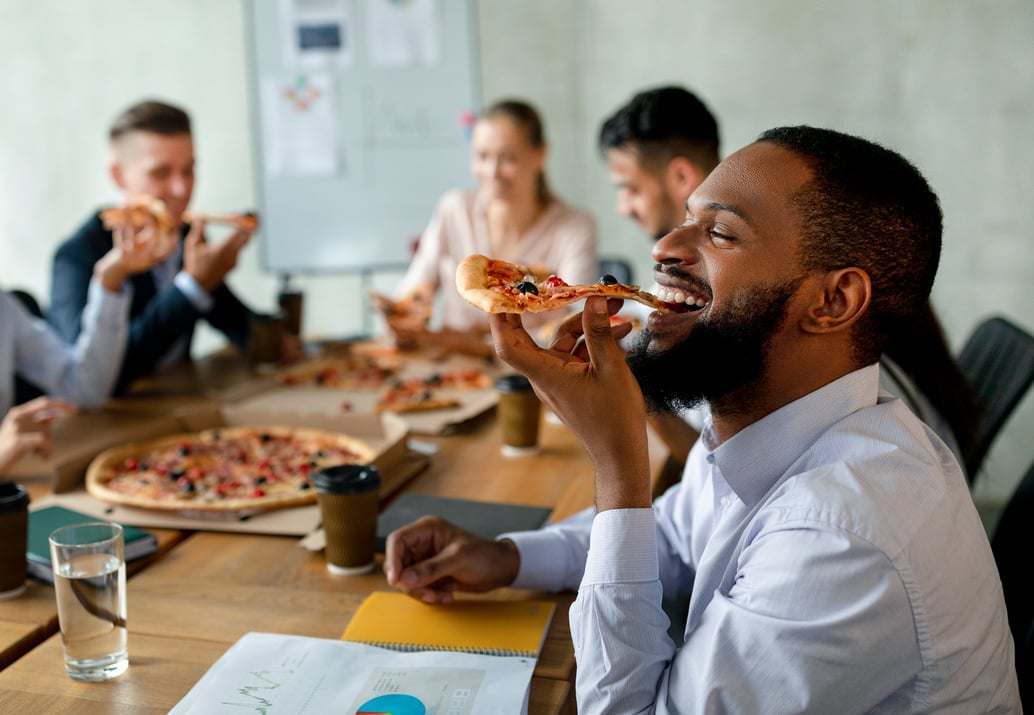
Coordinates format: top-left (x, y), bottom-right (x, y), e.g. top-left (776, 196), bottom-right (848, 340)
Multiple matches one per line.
top-left (385, 127), bottom-right (1020, 713)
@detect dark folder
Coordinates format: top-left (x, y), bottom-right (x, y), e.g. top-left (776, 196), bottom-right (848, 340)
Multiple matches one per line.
top-left (376, 493), bottom-right (552, 553)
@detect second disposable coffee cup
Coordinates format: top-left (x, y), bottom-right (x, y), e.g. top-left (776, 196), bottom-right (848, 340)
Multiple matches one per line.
top-left (248, 312), bottom-right (285, 370)
top-left (278, 290), bottom-right (304, 337)
top-left (313, 464), bottom-right (381, 575)
top-left (495, 374), bottom-right (542, 457)
top-left (0, 481), bottom-right (29, 600)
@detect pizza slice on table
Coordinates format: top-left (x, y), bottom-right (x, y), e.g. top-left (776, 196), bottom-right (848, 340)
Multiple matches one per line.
top-left (374, 369), bottom-right (493, 414)
top-left (454, 254), bottom-right (695, 315)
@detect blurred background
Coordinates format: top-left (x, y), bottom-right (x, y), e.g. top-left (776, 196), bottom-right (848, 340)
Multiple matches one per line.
top-left (1, 0), bottom-right (1031, 518)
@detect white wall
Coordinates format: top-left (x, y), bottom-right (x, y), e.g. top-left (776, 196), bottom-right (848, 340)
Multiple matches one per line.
top-left (2, 0), bottom-right (1031, 511)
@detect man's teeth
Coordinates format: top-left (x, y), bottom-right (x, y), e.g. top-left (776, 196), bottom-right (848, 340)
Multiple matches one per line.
top-left (656, 287), bottom-right (707, 308)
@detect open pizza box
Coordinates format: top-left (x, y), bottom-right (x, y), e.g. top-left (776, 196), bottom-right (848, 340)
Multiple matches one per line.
top-left (272, 348), bottom-right (502, 435)
top-left (35, 402), bottom-right (428, 537)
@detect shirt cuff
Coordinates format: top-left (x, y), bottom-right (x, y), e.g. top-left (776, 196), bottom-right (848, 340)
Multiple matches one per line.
top-left (582, 508), bottom-right (657, 586)
top-left (505, 529), bottom-right (572, 591)
top-left (174, 271), bottom-right (214, 313)
top-left (86, 276), bottom-right (130, 325)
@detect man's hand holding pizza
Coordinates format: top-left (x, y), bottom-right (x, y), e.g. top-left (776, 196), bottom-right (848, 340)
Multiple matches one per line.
top-left (490, 296), bottom-right (652, 512)
top-left (183, 218), bottom-right (253, 293)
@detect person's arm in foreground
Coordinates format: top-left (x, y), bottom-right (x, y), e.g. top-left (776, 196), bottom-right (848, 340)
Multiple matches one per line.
top-left (0, 397), bottom-right (76, 474)
top-left (19, 224), bottom-right (162, 406)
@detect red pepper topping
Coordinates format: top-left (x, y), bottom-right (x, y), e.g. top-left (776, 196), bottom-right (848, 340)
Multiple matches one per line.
top-left (544, 275), bottom-right (568, 288)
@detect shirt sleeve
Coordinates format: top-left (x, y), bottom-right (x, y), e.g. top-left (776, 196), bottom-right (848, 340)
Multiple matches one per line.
top-left (399, 194), bottom-right (450, 295)
top-left (14, 278), bottom-right (130, 408)
top-left (173, 271), bottom-right (214, 313)
top-left (569, 510), bottom-right (921, 714)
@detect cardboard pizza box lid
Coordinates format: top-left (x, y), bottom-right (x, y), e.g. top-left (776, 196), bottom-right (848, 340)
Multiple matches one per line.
top-left (6, 410), bottom-right (186, 494)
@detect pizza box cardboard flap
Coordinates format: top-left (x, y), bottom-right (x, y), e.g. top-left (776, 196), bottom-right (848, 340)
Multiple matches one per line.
top-left (5, 411), bottom-right (187, 494)
top-left (36, 406), bottom-right (429, 536)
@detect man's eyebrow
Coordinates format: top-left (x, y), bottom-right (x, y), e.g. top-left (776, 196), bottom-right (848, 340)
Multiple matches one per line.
top-left (687, 200), bottom-right (753, 226)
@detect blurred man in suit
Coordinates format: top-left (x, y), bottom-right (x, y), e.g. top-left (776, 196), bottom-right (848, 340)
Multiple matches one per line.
top-left (49, 100), bottom-right (256, 393)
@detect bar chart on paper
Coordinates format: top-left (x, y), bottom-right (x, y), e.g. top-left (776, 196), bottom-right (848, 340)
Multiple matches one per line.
top-left (355, 693), bottom-right (426, 714)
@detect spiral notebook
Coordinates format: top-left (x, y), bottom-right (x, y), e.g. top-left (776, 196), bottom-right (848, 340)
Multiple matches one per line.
top-left (341, 591), bottom-right (555, 658)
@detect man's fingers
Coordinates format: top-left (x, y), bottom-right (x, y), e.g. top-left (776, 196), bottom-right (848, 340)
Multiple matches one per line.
top-left (580, 296), bottom-right (625, 370)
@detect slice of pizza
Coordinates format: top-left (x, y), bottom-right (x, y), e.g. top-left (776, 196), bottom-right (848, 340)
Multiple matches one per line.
top-left (370, 283), bottom-right (434, 332)
top-left (375, 383), bottom-right (461, 414)
top-left (186, 210), bottom-right (260, 232)
top-left (100, 195), bottom-right (176, 233)
top-left (455, 254), bottom-right (686, 315)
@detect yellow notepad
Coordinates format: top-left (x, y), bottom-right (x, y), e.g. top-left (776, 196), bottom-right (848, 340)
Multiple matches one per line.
top-left (341, 591), bottom-right (555, 658)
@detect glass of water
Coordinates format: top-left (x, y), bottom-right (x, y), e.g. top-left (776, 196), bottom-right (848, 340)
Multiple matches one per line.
top-left (49, 522), bottom-right (128, 681)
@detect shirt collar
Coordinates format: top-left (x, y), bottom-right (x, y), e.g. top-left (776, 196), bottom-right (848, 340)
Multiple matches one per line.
top-left (703, 363), bottom-right (882, 506)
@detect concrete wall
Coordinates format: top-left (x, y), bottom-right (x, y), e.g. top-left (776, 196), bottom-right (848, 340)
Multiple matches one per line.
top-left (1, 0), bottom-right (1031, 510)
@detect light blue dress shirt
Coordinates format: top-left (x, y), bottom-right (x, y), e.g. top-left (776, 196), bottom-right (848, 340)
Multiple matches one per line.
top-left (1, 279), bottom-right (130, 414)
top-left (153, 243), bottom-right (213, 369)
top-left (507, 364), bottom-right (1020, 713)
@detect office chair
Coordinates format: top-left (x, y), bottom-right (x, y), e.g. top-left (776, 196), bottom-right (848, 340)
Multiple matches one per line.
top-left (991, 457), bottom-right (1034, 710)
top-left (7, 289), bottom-right (47, 404)
top-left (956, 316), bottom-right (1034, 478)
top-left (598, 256), bottom-right (634, 285)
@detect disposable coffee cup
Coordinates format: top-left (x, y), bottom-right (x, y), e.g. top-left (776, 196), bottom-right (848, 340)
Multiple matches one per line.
top-left (313, 464), bottom-right (381, 575)
top-left (495, 374), bottom-right (542, 457)
top-left (278, 290), bottom-right (304, 337)
top-left (248, 312), bottom-right (285, 370)
top-left (0, 481), bottom-right (29, 600)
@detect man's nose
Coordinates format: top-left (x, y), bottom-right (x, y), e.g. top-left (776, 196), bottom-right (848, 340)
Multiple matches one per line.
top-left (652, 223), bottom-right (701, 266)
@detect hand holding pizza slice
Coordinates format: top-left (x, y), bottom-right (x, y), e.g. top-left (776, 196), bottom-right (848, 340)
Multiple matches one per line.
top-left (455, 254), bottom-right (688, 315)
top-left (100, 195), bottom-right (179, 262)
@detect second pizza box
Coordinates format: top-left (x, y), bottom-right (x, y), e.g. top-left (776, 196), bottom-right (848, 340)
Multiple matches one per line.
top-left (42, 403), bottom-right (427, 536)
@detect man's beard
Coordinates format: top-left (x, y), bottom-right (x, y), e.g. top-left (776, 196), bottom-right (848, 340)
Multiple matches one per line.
top-left (626, 279), bottom-right (800, 416)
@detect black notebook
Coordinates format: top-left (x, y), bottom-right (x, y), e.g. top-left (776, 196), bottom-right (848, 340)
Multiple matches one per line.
top-left (27, 505), bottom-right (158, 584)
top-left (376, 493), bottom-right (552, 552)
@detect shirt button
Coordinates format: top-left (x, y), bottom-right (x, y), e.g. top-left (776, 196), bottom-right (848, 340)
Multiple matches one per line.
top-left (720, 496), bottom-right (731, 508)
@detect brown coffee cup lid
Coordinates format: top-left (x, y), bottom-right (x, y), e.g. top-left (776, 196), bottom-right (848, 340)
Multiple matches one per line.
top-left (312, 464), bottom-right (381, 495)
top-left (0, 481), bottom-right (28, 514)
top-left (495, 374), bottom-right (533, 393)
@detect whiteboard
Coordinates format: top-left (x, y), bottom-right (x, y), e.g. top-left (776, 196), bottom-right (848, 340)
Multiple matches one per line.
top-left (245, 0), bottom-right (480, 275)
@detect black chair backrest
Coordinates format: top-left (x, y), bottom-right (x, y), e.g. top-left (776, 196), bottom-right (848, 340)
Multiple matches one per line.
top-left (7, 289), bottom-right (47, 404)
top-left (9, 288), bottom-right (44, 318)
top-left (991, 458), bottom-right (1034, 710)
top-left (957, 316), bottom-right (1034, 477)
top-left (598, 257), bottom-right (634, 286)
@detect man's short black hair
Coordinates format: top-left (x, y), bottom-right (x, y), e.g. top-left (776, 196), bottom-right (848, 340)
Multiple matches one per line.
top-left (598, 86), bottom-right (720, 172)
top-left (757, 126), bottom-right (943, 365)
top-left (109, 100), bottom-right (191, 142)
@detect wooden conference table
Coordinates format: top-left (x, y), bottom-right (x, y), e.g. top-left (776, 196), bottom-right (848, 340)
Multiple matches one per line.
top-left (0, 347), bottom-right (673, 714)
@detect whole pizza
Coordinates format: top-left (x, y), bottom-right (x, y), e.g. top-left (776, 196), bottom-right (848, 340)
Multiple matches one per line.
top-left (85, 426), bottom-right (377, 512)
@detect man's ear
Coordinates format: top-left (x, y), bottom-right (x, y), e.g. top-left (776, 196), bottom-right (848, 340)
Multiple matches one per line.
top-left (800, 267), bottom-right (871, 334)
top-left (666, 157), bottom-right (705, 200)
top-left (109, 160), bottom-right (126, 191)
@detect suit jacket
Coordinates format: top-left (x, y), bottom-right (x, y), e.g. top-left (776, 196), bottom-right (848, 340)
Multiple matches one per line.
top-left (49, 211), bottom-right (254, 393)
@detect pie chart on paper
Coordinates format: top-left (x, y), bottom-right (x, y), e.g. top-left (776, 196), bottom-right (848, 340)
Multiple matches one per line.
top-left (355, 693), bottom-right (426, 715)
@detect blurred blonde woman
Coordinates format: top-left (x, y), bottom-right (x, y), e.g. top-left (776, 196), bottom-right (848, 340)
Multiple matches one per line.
top-left (384, 99), bottom-right (598, 357)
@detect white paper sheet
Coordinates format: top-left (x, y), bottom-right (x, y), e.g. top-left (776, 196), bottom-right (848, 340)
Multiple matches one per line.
top-left (261, 73), bottom-right (339, 177)
top-left (170, 632), bottom-right (535, 714)
top-left (367, 0), bottom-right (441, 67)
